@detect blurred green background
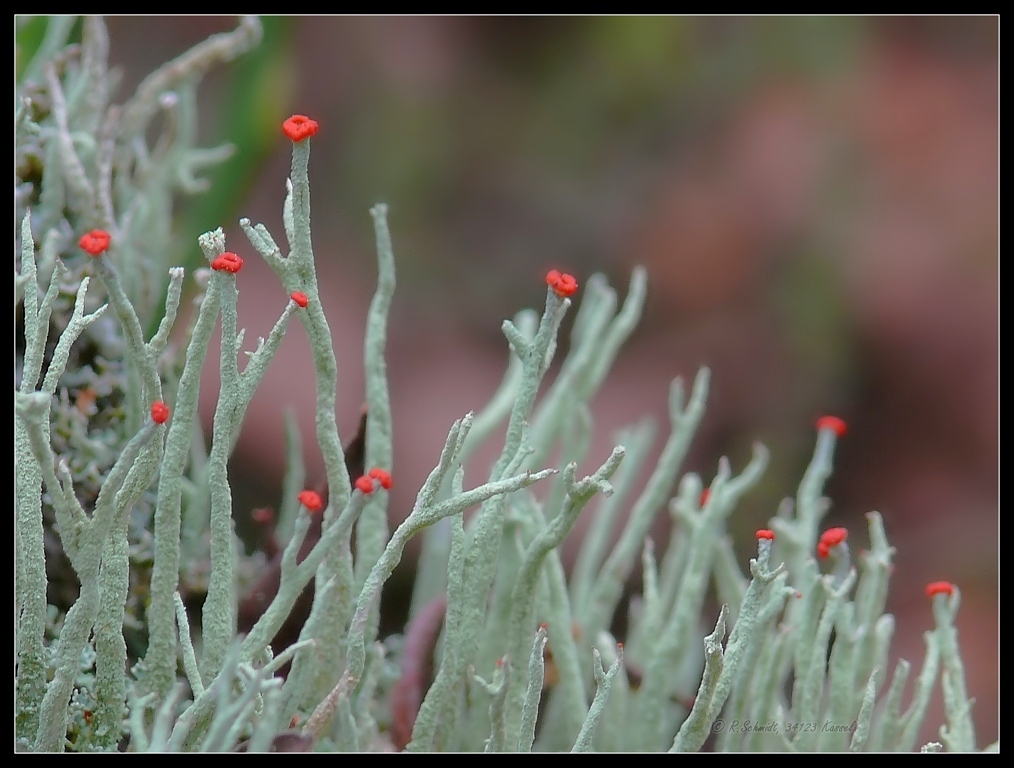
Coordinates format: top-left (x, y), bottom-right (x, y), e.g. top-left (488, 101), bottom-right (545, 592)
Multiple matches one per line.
top-left (21, 16), bottom-right (998, 748)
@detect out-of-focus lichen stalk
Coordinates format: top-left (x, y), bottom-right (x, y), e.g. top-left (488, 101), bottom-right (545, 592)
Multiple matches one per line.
top-left (501, 449), bottom-right (625, 749)
top-left (933, 588), bottom-right (976, 752)
top-left (409, 287), bottom-right (570, 751)
top-left (581, 369), bottom-right (709, 643)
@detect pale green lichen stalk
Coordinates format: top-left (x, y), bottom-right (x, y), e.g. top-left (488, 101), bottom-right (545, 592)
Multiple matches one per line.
top-left (15, 15), bottom-right (992, 753)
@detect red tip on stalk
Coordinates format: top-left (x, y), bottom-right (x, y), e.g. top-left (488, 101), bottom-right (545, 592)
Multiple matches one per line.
top-left (251, 507), bottom-right (274, 525)
top-left (282, 114), bottom-right (319, 142)
top-left (817, 527), bottom-right (848, 559)
top-left (816, 415), bottom-right (847, 437)
top-left (79, 229), bottom-right (111, 257)
top-left (539, 623), bottom-right (547, 631)
top-left (355, 476), bottom-right (374, 494)
top-left (297, 489), bottom-right (323, 513)
top-left (700, 488), bottom-right (711, 506)
top-left (496, 657), bottom-right (505, 668)
top-left (545, 269), bottom-right (578, 298)
top-left (368, 467), bottom-right (393, 489)
top-left (926, 581), bottom-right (955, 598)
top-left (616, 642), bottom-right (624, 649)
top-left (290, 291), bottom-right (309, 308)
top-left (755, 529), bottom-right (775, 541)
top-left (820, 527), bottom-right (848, 548)
top-left (211, 252), bottom-right (243, 274)
top-left (794, 591), bottom-right (803, 599)
top-left (150, 401), bottom-right (170, 424)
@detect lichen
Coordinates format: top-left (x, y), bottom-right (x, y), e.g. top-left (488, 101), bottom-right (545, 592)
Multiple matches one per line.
top-left (15, 15), bottom-right (987, 753)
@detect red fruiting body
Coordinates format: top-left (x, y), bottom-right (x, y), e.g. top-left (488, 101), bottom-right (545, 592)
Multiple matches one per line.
top-left (79, 229), bottom-right (111, 257)
top-left (282, 115), bottom-right (319, 142)
top-left (755, 529), bottom-right (775, 540)
top-left (251, 507), bottom-right (274, 525)
top-left (817, 541), bottom-right (830, 560)
top-left (297, 490), bottom-right (323, 513)
top-left (816, 415), bottom-right (847, 437)
top-left (211, 252), bottom-right (243, 274)
top-left (150, 401), bottom-right (170, 424)
top-left (368, 467), bottom-right (393, 489)
top-left (700, 488), bottom-right (711, 506)
top-left (545, 269), bottom-right (578, 298)
top-left (819, 527), bottom-right (848, 548)
top-left (926, 581), bottom-right (955, 598)
top-left (291, 291), bottom-right (309, 308)
top-left (355, 476), bottom-right (374, 494)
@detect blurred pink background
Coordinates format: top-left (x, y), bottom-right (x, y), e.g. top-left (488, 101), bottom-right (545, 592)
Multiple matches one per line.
top-left (105, 16), bottom-right (998, 748)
